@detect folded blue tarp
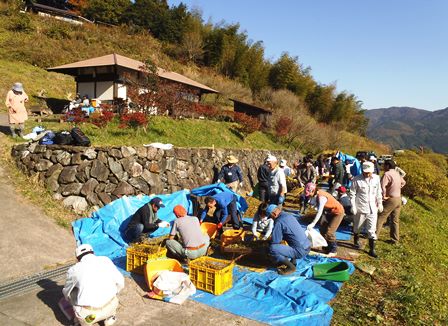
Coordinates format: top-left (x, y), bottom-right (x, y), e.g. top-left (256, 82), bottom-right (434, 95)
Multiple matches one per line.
top-left (192, 256), bottom-right (355, 326)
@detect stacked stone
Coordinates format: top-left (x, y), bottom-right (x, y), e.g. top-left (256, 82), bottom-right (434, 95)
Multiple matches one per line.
top-left (12, 143), bottom-right (297, 214)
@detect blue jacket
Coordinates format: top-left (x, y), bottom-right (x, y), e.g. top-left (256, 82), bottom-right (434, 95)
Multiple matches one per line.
top-left (336, 151), bottom-right (362, 177)
top-left (200, 191), bottom-right (236, 223)
top-left (218, 164), bottom-right (243, 184)
top-left (271, 212), bottom-right (310, 256)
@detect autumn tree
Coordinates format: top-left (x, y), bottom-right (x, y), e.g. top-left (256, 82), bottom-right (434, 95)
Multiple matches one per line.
top-left (83, 0), bottom-right (131, 25)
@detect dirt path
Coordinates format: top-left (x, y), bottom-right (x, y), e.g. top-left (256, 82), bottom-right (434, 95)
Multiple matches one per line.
top-left (0, 114), bottom-right (261, 325)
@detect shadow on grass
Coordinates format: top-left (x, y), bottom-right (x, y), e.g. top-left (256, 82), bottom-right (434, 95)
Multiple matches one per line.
top-left (413, 197), bottom-right (434, 212)
top-left (229, 127), bottom-right (245, 141)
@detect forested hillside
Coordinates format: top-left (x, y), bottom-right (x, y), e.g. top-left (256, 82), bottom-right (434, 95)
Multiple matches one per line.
top-left (0, 1), bottom-right (387, 154)
top-left (365, 107), bottom-right (448, 153)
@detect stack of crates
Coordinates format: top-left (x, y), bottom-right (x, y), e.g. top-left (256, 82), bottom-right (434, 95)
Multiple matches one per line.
top-left (189, 256), bottom-right (234, 295)
top-left (126, 244), bottom-right (167, 274)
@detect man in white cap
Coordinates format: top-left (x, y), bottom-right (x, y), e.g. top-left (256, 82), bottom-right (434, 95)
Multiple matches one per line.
top-left (217, 155), bottom-right (243, 192)
top-left (266, 155), bottom-right (287, 205)
top-left (5, 82), bottom-right (28, 138)
top-left (63, 244), bottom-right (124, 325)
top-left (349, 161), bottom-right (383, 257)
top-left (279, 159), bottom-right (293, 177)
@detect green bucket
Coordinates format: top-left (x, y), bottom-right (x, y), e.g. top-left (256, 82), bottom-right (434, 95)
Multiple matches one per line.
top-left (312, 261), bottom-right (350, 282)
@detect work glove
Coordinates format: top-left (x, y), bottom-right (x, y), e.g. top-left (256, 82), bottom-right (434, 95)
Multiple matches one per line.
top-left (307, 223), bottom-right (316, 231)
top-left (278, 195), bottom-right (285, 204)
top-left (378, 203), bottom-right (384, 213)
top-left (217, 223), bottom-right (223, 229)
top-left (157, 221), bottom-right (170, 228)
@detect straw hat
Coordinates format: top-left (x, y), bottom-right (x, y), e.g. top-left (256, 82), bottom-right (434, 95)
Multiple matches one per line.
top-left (227, 155), bottom-right (239, 164)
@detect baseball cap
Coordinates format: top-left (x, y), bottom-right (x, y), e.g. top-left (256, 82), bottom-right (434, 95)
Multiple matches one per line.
top-left (362, 161), bottom-right (374, 173)
top-left (337, 186), bottom-right (347, 193)
top-left (266, 155), bottom-right (277, 162)
top-left (150, 197), bottom-right (165, 208)
top-left (266, 204), bottom-right (277, 217)
top-left (279, 159), bottom-right (286, 167)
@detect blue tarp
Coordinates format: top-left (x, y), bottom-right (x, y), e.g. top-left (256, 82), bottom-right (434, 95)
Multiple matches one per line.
top-left (72, 184), bottom-right (352, 325)
top-left (192, 256), bottom-right (355, 326)
top-left (191, 183), bottom-right (248, 213)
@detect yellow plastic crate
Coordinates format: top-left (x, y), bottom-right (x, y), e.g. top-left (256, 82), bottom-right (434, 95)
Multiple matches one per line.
top-left (126, 244), bottom-right (167, 274)
top-left (188, 256), bottom-right (234, 295)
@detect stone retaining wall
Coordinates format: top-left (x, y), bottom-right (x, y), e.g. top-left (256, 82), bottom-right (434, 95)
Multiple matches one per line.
top-left (11, 143), bottom-right (298, 214)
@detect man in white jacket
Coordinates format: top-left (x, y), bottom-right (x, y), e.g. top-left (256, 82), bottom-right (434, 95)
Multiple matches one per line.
top-left (266, 155), bottom-right (287, 206)
top-left (349, 161), bottom-right (383, 258)
top-left (63, 244), bottom-right (124, 326)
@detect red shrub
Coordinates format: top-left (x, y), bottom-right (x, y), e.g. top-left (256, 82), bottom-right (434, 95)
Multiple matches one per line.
top-left (275, 116), bottom-right (294, 137)
top-left (234, 112), bottom-right (262, 135)
top-left (119, 111), bottom-right (148, 129)
top-left (192, 103), bottom-right (219, 118)
top-left (63, 107), bottom-right (87, 124)
top-left (90, 110), bottom-right (115, 128)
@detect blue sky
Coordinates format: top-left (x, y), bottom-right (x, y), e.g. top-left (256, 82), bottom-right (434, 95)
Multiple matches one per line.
top-left (169, 0), bottom-right (448, 111)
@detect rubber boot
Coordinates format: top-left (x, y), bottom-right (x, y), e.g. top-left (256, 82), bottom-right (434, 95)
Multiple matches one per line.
top-left (354, 234), bottom-right (361, 249)
top-left (368, 239), bottom-right (378, 258)
top-left (10, 126), bottom-right (17, 138)
top-left (327, 242), bottom-right (337, 257)
top-left (277, 259), bottom-right (296, 275)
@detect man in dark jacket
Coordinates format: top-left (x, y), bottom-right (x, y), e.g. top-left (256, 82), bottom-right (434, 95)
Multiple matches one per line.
top-left (217, 155), bottom-right (243, 192)
top-left (257, 159), bottom-right (270, 203)
top-left (124, 197), bottom-right (170, 243)
top-left (330, 156), bottom-right (344, 193)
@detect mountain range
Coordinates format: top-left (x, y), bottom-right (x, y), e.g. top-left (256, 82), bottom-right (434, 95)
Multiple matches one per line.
top-left (365, 106), bottom-right (448, 154)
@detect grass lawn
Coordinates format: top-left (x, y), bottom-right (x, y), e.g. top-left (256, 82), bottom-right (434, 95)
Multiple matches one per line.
top-left (26, 116), bottom-right (286, 150)
top-left (331, 198), bottom-right (448, 324)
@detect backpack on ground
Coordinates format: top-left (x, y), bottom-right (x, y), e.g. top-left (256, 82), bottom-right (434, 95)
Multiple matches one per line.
top-left (53, 131), bottom-right (73, 145)
top-left (70, 127), bottom-right (91, 146)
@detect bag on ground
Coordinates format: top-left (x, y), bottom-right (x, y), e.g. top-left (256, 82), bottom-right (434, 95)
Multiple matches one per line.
top-left (53, 131), bottom-right (73, 145)
top-left (305, 228), bottom-right (328, 248)
top-left (70, 127), bottom-right (90, 146)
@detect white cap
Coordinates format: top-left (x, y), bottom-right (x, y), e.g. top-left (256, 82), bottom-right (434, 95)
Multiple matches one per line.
top-left (12, 82), bottom-right (23, 92)
top-left (75, 244), bottom-right (93, 258)
top-left (369, 155), bottom-right (376, 161)
top-left (362, 161), bottom-right (374, 173)
top-left (266, 155), bottom-right (277, 162)
top-left (280, 159), bottom-right (286, 167)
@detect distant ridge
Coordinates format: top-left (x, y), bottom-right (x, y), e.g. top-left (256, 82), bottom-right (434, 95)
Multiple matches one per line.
top-left (365, 106), bottom-right (448, 153)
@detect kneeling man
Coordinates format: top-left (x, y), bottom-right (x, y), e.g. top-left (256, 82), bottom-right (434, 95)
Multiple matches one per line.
top-left (268, 205), bottom-right (311, 275)
top-left (166, 205), bottom-right (210, 261)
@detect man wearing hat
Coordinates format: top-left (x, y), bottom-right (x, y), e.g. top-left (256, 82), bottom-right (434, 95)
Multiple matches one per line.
top-left (200, 191), bottom-right (241, 230)
top-left (5, 82), bottom-right (28, 138)
top-left (279, 159), bottom-right (293, 177)
top-left (266, 155), bottom-right (287, 205)
top-left (349, 161), bottom-right (383, 257)
top-left (217, 155), bottom-right (243, 192)
top-left (268, 205), bottom-right (311, 275)
top-left (124, 197), bottom-right (170, 243)
top-left (166, 205), bottom-right (209, 261)
top-left (63, 244), bottom-right (124, 326)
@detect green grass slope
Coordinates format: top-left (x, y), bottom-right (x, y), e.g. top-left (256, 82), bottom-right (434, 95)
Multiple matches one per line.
top-left (27, 117), bottom-right (285, 150)
top-left (332, 198), bottom-right (448, 324)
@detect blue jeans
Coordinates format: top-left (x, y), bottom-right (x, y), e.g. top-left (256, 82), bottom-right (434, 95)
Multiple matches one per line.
top-left (166, 238), bottom-right (210, 260)
top-left (269, 243), bottom-right (309, 264)
top-left (124, 224), bottom-right (144, 243)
